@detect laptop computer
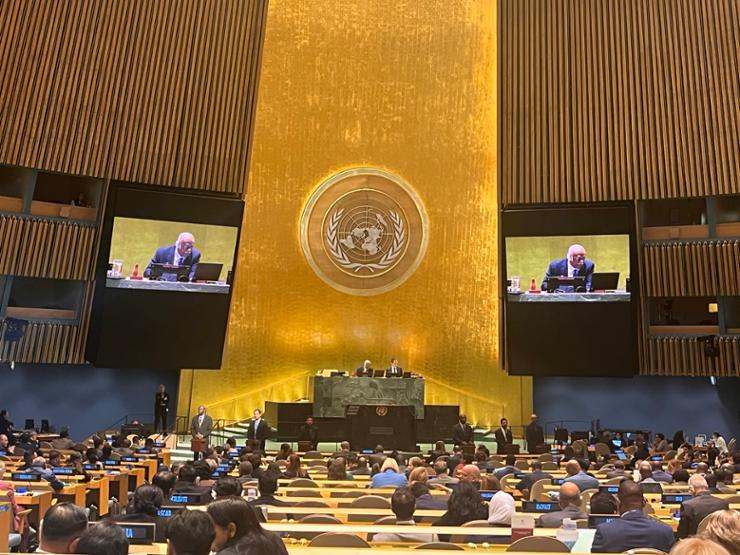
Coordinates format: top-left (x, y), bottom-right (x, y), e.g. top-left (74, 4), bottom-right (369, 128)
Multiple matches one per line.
top-left (193, 262), bottom-right (223, 282)
top-left (590, 272), bottom-right (619, 291)
top-left (373, 369), bottom-right (386, 378)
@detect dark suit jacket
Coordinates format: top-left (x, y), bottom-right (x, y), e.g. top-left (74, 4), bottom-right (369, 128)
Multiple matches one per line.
top-left (144, 245), bottom-right (201, 280)
top-left (190, 414), bottom-right (214, 439)
top-left (525, 423), bottom-right (545, 452)
top-left (677, 493), bottom-right (729, 538)
top-left (591, 510), bottom-right (675, 553)
top-left (542, 258), bottom-right (594, 291)
top-left (494, 427), bottom-right (513, 454)
top-left (386, 366), bottom-right (404, 378)
top-left (452, 423), bottom-right (474, 445)
top-left (415, 493), bottom-right (449, 510)
top-left (297, 424), bottom-right (319, 449)
top-left (355, 366), bottom-right (373, 377)
top-left (247, 419), bottom-right (269, 449)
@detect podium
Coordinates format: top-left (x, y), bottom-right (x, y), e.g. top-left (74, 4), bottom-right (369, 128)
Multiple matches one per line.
top-left (191, 437), bottom-right (207, 454)
top-left (345, 404), bottom-right (416, 451)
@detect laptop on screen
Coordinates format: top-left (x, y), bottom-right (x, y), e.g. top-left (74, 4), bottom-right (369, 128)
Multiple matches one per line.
top-left (193, 262), bottom-right (223, 282)
top-left (590, 272), bottom-right (619, 291)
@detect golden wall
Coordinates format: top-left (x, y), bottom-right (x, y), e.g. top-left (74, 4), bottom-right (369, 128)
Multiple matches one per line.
top-left (179, 0), bottom-right (533, 429)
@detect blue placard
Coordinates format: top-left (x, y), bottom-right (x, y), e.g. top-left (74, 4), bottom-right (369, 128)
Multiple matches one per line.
top-left (84, 464), bottom-right (97, 470)
top-left (12, 473), bottom-right (40, 481)
top-left (662, 494), bottom-right (691, 504)
top-left (122, 456), bottom-right (138, 462)
top-left (104, 460), bottom-right (119, 466)
top-left (52, 468), bottom-right (75, 475)
top-left (551, 478), bottom-right (565, 485)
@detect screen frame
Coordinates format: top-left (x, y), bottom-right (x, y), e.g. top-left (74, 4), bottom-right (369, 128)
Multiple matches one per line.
top-left (500, 203), bottom-right (639, 377)
top-left (86, 180), bottom-right (244, 369)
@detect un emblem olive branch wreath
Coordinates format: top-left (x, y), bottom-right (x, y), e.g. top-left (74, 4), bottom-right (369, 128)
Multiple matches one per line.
top-left (326, 208), bottom-right (406, 273)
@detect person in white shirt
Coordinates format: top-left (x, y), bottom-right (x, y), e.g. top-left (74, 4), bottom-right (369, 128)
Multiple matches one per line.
top-left (712, 432), bottom-right (728, 455)
top-left (372, 487), bottom-right (438, 543)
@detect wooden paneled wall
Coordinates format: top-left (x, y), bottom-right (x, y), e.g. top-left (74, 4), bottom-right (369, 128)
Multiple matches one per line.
top-left (646, 336), bottom-right (740, 377)
top-left (500, 0), bottom-right (740, 204)
top-left (643, 240), bottom-right (740, 297)
top-left (0, 1), bottom-right (268, 364)
top-left (0, 215), bottom-right (97, 280)
top-left (0, 0), bottom-right (268, 193)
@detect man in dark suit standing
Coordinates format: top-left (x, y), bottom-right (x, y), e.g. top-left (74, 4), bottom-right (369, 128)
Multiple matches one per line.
top-left (591, 480), bottom-right (675, 553)
top-left (386, 358), bottom-right (403, 378)
top-left (525, 413), bottom-right (545, 453)
top-left (297, 416), bottom-right (319, 450)
top-left (144, 232), bottom-right (201, 281)
top-left (494, 417), bottom-right (514, 454)
top-left (246, 409), bottom-right (269, 451)
top-left (541, 243), bottom-right (594, 292)
top-left (190, 405), bottom-right (213, 461)
top-left (154, 384), bottom-right (170, 434)
top-left (355, 360), bottom-right (373, 377)
top-left (452, 414), bottom-right (473, 446)
top-left (677, 474), bottom-right (729, 538)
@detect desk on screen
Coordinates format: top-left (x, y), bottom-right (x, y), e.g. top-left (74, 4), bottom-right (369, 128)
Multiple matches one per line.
top-left (106, 278), bottom-right (229, 294)
top-left (508, 291), bottom-right (630, 302)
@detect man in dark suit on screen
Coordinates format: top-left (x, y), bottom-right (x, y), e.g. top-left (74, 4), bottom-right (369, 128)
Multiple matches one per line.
top-left (247, 409), bottom-right (269, 451)
top-left (541, 243), bottom-right (594, 292)
top-left (190, 405), bottom-right (213, 461)
top-left (144, 231), bottom-right (201, 281)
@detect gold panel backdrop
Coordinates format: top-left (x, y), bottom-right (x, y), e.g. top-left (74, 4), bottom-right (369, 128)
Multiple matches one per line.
top-left (178, 0), bottom-right (533, 429)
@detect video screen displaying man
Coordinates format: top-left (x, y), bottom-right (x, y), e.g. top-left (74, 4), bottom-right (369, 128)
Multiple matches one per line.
top-left (144, 232), bottom-right (201, 281)
top-left (541, 243), bottom-right (594, 292)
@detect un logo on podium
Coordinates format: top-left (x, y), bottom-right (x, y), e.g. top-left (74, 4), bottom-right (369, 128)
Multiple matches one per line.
top-left (300, 168), bottom-right (429, 296)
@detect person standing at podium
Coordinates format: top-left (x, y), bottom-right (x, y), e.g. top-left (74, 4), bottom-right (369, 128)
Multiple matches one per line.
top-left (386, 357), bottom-right (404, 378)
top-left (494, 417), bottom-right (514, 454)
top-left (355, 360), bottom-right (374, 377)
top-left (452, 414), bottom-right (474, 446)
top-left (190, 405), bottom-right (213, 461)
top-left (297, 416), bottom-right (319, 450)
top-left (246, 409), bottom-right (269, 451)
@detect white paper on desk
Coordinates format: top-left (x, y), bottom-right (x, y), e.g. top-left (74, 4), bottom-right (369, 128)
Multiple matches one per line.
top-left (511, 514), bottom-right (534, 541)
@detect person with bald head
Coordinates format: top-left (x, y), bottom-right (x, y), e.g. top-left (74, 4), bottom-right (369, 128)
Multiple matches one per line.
top-left (190, 405), bottom-right (213, 461)
top-left (145, 231), bottom-right (201, 281)
top-left (637, 461), bottom-right (657, 483)
top-left (591, 480), bottom-right (675, 553)
top-left (563, 459), bottom-right (599, 491)
top-left (676, 474), bottom-right (729, 538)
top-left (538, 482), bottom-right (587, 527)
top-left (542, 243), bottom-right (595, 292)
top-left (458, 464), bottom-right (481, 487)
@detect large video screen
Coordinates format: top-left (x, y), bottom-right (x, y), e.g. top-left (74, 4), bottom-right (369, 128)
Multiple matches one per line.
top-left (502, 205), bottom-right (638, 377)
top-left (505, 234), bottom-right (630, 296)
top-left (107, 218), bottom-right (238, 292)
top-left (86, 182), bottom-right (244, 370)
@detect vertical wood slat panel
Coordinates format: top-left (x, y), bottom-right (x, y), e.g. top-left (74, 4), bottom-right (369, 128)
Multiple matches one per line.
top-left (645, 336), bottom-right (739, 376)
top-left (500, 0), bottom-right (740, 204)
top-left (0, 0), bottom-right (269, 193)
top-left (0, 215), bottom-right (96, 279)
top-left (639, 240), bottom-right (740, 297)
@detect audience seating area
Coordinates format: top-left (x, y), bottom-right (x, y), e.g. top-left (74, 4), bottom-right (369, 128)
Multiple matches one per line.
top-left (1, 427), bottom-right (739, 554)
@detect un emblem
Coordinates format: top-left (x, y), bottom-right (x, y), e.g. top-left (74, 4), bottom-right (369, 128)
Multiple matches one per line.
top-left (300, 168), bottom-right (429, 296)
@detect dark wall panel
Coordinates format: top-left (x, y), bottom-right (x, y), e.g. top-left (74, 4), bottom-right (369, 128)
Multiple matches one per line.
top-left (0, 364), bottom-right (179, 439)
top-left (534, 375), bottom-right (740, 440)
